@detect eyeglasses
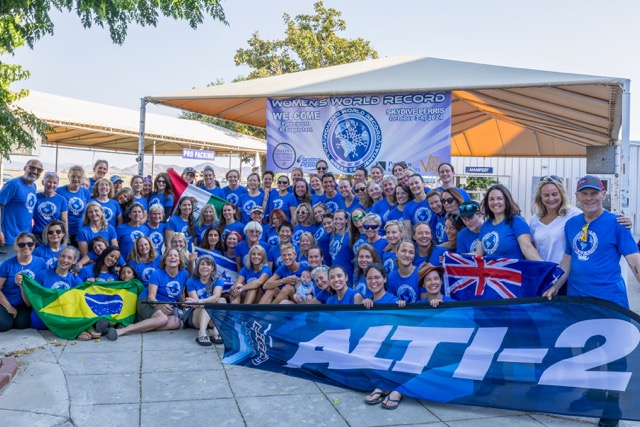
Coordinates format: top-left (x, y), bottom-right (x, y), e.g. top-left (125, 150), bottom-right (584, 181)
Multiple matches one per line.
top-left (47, 229), bottom-right (63, 235)
top-left (354, 187), bottom-right (366, 193)
top-left (157, 179), bottom-right (166, 183)
top-left (316, 166), bottom-right (327, 171)
top-left (17, 242), bottom-right (35, 248)
top-left (351, 213), bottom-right (365, 222)
top-left (540, 175), bottom-right (562, 183)
top-left (363, 224), bottom-right (379, 230)
top-left (278, 181), bottom-right (289, 185)
top-left (441, 197), bottom-right (456, 205)
top-left (27, 165), bottom-right (43, 172)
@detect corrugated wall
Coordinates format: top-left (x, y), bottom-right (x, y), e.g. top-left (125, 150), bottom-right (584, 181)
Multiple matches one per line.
top-left (451, 144), bottom-right (638, 234)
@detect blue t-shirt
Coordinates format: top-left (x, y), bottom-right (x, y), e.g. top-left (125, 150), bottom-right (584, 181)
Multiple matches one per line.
top-left (268, 192), bottom-right (297, 221)
top-left (0, 256), bottom-right (47, 305)
top-left (147, 223), bottom-right (166, 254)
top-left (314, 227), bottom-right (332, 266)
top-left (320, 193), bottom-right (343, 214)
top-left (78, 265), bottom-right (119, 282)
top-left (195, 222), bottom-right (219, 246)
top-left (387, 268), bottom-right (420, 303)
top-left (382, 251), bottom-right (397, 274)
top-left (186, 277), bottom-right (224, 299)
top-left (33, 193), bottom-right (68, 235)
top-left (57, 186), bottom-right (91, 236)
top-left (351, 273), bottom-right (373, 299)
top-left (239, 193), bottom-right (265, 224)
top-left (90, 198), bottom-right (122, 229)
top-left (238, 265), bottom-right (272, 289)
top-left (116, 223), bottom-right (150, 260)
top-left (384, 205), bottom-right (404, 223)
top-left (202, 185), bottom-right (225, 200)
top-left (221, 221), bottom-right (246, 241)
top-left (428, 246), bottom-right (449, 267)
top-left (292, 224), bottom-right (318, 246)
top-left (365, 237), bottom-right (388, 261)
top-left (329, 232), bottom-right (354, 281)
top-left (35, 268), bottom-right (82, 290)
top-left (128, 258), bottom-right (161, 287)
top-left (33, 245), bottom-right (65, 269)
top-left (403, 199), bottom-right (434, 227)
top-left (457, 228), bottom-right (480, 253)
top-left (274, 262), bottom-right (310, 282)
top-left (340, 197), bottom-right (363, 215)
top-left (166, 215), bottom-right (195, 250)
top-left (370, 199), bottom-right (392, 228)
top-left (148, 192), bottom-right (174, 211)
top-left (77, 224), bottom-right (117, 246)
top-left (223, 186), bottom-right (248, 207)
top-left (480, 216), bottom-right (530, 259)
top-left (0, 177), bottom-right (37, 245)
top-left (141, 269), bottom-right (189, 302)
top-left (564, 210), bottom-right (639, 308)
top-left (433, 214), bottom-right (448, 245)
top-left (133, 196), bottom-right (149, 212)
top-left (265, 227), bottom-right (281, 247)
top-left (375, 292), bottom-right (399, 304)
top-left (327, 288), bottom-right (358, 305)
top-left (234, 241), bottom-right (270, 267)
top-left (267, 245), bottom-right (285, 270)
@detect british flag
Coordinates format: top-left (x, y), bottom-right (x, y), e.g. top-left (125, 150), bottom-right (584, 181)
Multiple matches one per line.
top-left (443, 253), bottom-right (561, 300)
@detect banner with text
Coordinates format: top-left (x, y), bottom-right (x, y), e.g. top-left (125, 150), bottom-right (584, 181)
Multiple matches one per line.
top-left (266, 93), bottom-right (452, 175)
top-left (208, 297), bottom-right (640, 421)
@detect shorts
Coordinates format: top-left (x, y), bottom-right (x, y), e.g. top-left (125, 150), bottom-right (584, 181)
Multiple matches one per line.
top-left (136, 299), bottom-right (160, 321)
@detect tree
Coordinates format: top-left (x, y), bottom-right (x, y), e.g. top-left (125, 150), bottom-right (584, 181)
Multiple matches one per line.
top-left (0, 0), bottom-right (227, 159)
top-left (234, 1), bottom-right (378, 79)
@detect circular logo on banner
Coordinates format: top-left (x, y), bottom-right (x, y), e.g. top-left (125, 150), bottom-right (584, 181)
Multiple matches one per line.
top-left (272, 143), bottom-right (297, 170)
top-left (322, 108), bottom-right (382, 173)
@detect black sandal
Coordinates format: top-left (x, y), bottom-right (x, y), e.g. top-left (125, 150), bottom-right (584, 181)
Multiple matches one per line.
top-left (196, 336), bottom-right (213, 347)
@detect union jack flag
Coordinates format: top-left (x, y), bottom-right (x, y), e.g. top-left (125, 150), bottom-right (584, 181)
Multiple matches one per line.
top-left (443, 253), bottom-right (561, 300)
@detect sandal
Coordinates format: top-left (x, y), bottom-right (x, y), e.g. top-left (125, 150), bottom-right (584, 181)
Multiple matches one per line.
top-left (381, 392), bottom-right (403, 410)
top-left (211, 334), bottom-right (223, 345)
top-left (196, 336), bottom-right (213, 347)
top-left (89, 331), bottom-right (101, 339)
top-left (76, 331), bottom-right (92, 341)
top-left (364, 389), bottom-right (387, 405)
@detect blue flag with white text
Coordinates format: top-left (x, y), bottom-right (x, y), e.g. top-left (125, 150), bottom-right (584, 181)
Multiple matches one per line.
top-left (443, 253), bottom-right (561, 300)
top-left (195, 247), bottom-right (238, 291)
top-left (207, 298), bottom-right (640, 421)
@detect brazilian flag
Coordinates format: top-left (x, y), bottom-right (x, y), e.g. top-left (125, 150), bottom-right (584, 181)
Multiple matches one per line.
top-left (22, 276), bottom-right (144, 340)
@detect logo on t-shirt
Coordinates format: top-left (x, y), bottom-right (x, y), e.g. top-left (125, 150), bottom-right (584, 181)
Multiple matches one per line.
top-left (142, 267), bottom-right (156, 282)
top-left (272, 199), bottom-right (284, 210)
top-left (149, 231), bottom-right (163, 248)
top-left (26, 193), bottom-right (37, 213)
top-left (326, 201), bottom-right (339, 213)
top-left (51, 281), bottom-right (71, 290)
top-left (243, 200), bottom-right (257, 216)
top-left (482, 231), bottom-right (500, 254)
top-left (38, 201), bottom-right (57, 220)
top-left (103, 207), bottom-right (114, 222)
top-left (572, 230), bottom-right (598, 260)
top-left (413, 207), bottom-right (432, 224)
top-left (226, 193), bottom-right (239, 205)
top-left (165, 280), bottom-right (181, 298)
top-left (68, 197), bottom-right (85, 215)
top-left (397, 284), bottom-right (418, 303)
top-left (130, 230), bottom-right (145, 243)
top-left (329, 239), bottom-right (341, 258)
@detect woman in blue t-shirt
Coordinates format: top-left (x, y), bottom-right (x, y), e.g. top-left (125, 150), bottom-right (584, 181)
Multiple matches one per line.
top-left (418, 264), bottom-right (454, 307)
top-left (76, 202), bottom-right (118, 258)
top-left (78, 245), bottom-right (121, 282)
top-left (127, 236), bottom-right (160, 288)
top-left (352, 244), bottom-right (382, 299)
top-left (165, 197), bottom-right (196, 251)
top-left (326, 265), bottom-right (363, 305)
top-left (218, 202), bottom-right (245, 241)
top-left (33, 220), bottom-right (67, 269)
top-left (195, 204), bottom-right (219, 246)
top-left (184, 255), bottom-right (226, 346)
top-left (234, 245), bottom-right (272, 305)
top-left (90, 177), bottom-right (123, 229)
top-left (148, 172), bottom-right (174, 221)
top-left (103, 248), bottom-right (188, 341)
top-left (262, 243), bottom-right (307, 304)
top-left (475, 184), bottom-right (542, 261)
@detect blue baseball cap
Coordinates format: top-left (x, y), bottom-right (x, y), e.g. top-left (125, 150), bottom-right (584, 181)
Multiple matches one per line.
top-left (110, 175), bottom-right (123, 184)
top-left (576, 175), bottom-right (603, 191)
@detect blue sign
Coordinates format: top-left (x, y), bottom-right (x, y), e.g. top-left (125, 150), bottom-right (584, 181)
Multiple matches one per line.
top-left (266, 93), bottom-right (452, 175)
top-left (465, 166), bottom-right (494, 174)
top-left (208, 297), bottom-right (640, 421)
top-left (182, 148), bottom-right (215, 160)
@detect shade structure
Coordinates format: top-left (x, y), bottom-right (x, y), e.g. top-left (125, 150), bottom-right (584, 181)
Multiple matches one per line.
top-left (15, 91), bottom-right (266, 155)
top-left (146, 56), bottom-right (625, 157)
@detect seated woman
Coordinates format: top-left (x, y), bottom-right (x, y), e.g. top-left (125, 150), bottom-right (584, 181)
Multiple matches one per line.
top-left (0, 232), bottom-right (47, 332)
top-left (116, 203), bottom-right (149, 260)
top-left (127, 236), bottom-right (160, 288)
top-left (147, 204), bottom-right (166, 254)
top-left (184, 255), bottom-right (226, 346)
top-left (168, 232), bottom-right (197, 275)
top-left (76, 201), bottom-right (118, 258)
top-left (418, 264), bottom-right (453, 307)
top-left (326, 265), bottom-right (363, 305)
top-left (261, 243), bottom-right (308, 304)
top-left (233, 245), bottom-right (271, 305)
top-left (33, 220), bottom-right (67, 269)
top-left (76, 236), bottom-right (125, 270)
top-left (78, 245), bottom-right (121, 282)
top-left (234, 221), bottom-right (270, 271)
top-left (104, 248), bottom-right (189, 340)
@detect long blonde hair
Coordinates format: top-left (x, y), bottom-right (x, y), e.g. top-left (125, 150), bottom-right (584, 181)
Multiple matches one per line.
top-left (533, 178), bottom-right (571, 217)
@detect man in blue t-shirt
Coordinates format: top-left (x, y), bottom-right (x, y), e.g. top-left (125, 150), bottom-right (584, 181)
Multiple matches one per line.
top-left (0, 159), bottom-right (43, 246)
top-left (543, 175), bottom-right (640, 427)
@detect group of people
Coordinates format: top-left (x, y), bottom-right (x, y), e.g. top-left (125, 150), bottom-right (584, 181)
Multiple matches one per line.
top-left (0, 157), bottom-right (639, 417)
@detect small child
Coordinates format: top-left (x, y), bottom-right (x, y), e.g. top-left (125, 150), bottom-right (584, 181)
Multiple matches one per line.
top-left (294, 269), bottom-right (314, 302)
top-left (76, 236), bottom-right (125, 270)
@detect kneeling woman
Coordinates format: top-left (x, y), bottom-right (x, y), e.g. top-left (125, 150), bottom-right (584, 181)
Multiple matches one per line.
top-left (185, 255), bottom-right (226, 346)
top-left (105, 248), bottom-right (188, 340)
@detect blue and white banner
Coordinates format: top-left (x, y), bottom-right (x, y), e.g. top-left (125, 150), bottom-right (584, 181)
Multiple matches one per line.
top-left (443, 253), bottom-right (562, 300)
top-left (195, 247), bottom-right (238, 291)
top-left (266, 93), bottom-right (452, 175)
top-left (207, 298), bottom-right (640, 421)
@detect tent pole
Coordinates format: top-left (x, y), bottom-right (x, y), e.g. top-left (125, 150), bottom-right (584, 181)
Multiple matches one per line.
top-left (137, 98), bottom-right (147, 176)
top-left (55, 144), bottom-right (59, 173)
top-left (151, 140), bottom-right (156, 178)
top-left (619, 79), bottom-right (631, 214)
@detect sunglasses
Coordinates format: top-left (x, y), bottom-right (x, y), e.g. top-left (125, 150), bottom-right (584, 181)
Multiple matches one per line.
top-left (354, 187), bottom-right (366, 193)
top-left (540, 175), bottom-right (562, 183)
top-left (297, 210), bottom-right (308, 215)
top-left (363, 224), bottom-right (379, 230)
top-left (47, 229), bottom-right (63, 235)
top-left (278, 181), bottom-right (289, 185)
top-left (17, 242), bottom-right (35, 248)
top-left (441, 197), bottom-right (456, 205)
top-left (351, 213), bottom-right (365, 222)
top-left (459, 203), bottom-right (479, 212)
top-left (157, 179), bottom-right (166, 183)
top-left (316, 166), bottom-right (328, 171)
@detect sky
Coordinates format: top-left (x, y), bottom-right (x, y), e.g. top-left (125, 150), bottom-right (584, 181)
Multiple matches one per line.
top-left (3, 0), bottom-right (640, 168)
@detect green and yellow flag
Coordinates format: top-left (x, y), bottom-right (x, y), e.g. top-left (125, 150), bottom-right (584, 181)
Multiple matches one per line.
top-left (22, 276), bottom-right (144, 340)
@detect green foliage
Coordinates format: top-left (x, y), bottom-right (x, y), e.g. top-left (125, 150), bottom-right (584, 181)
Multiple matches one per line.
top-left (0, 0), bottom-right (227, 158)
top-left (234, 1), bottom-right (378, 80)
top-left (464, 177), bottom-right (497, 191)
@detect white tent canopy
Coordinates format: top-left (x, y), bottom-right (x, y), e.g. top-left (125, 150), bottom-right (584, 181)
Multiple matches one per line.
top-left (146, 56), bottom-right (625, 157)
top-left (16, 91), bottom-right (266, 155)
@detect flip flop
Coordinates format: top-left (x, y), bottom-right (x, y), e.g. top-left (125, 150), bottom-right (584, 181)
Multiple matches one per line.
top-left (76, 331), bottom-right (92, 341)
top-left (211, 334), bottom-right (223, 345)
top-left (364, 390), bottom-right (387, 405)
top-left (196, 336), bottom-right (213, 347)
top-left (89, 331), bottom-right (102, 339)
top-left (381, 393), bottom-right (403, 410)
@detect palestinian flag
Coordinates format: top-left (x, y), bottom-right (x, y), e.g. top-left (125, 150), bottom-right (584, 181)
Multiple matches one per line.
top-left (21, 276), bottom-right (143, 340)
top-left (167, 168), bottom-right (226, 219)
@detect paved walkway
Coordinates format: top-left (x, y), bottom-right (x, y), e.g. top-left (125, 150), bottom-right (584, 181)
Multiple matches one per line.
top-left (0, 263), bottom-right (639, 427)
